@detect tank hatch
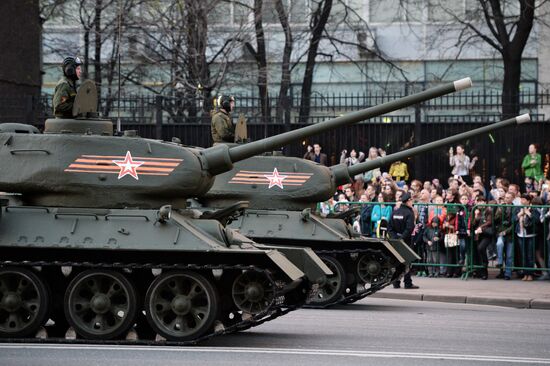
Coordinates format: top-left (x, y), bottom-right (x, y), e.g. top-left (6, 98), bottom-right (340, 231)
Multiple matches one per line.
top-left (44, 80), bottom-right (113, 136)
top-left (0, 123), bottom-right (40, 134)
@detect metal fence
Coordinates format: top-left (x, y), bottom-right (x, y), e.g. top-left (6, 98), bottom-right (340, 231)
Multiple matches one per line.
top-left (3, 90), bottom-right (549, 125)
top-left (333, 202), bottom-right (550, 280)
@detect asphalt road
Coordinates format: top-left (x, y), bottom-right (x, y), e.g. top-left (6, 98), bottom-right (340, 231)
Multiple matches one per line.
top-left (2, 298), bottom-right (550, 366)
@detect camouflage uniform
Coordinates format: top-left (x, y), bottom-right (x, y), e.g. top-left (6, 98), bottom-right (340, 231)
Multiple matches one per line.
top-left (53, 76), bottom-right (78, 118)
top-left (211, 109), bottom-right (234, 143)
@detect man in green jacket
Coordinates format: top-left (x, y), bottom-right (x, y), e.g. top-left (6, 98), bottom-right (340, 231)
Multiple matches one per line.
top-left (53, 56), bottom-right (82, 118)
top-left (211, 95), bottom-right (235, 144)
top-left (521, 144), bottom-right (543, 181)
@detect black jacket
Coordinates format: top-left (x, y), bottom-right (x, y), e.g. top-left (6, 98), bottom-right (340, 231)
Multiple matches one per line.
top-left (360, 203), bottom-right (374, 237)
top-left (388, 205), bottom-right (415, 243)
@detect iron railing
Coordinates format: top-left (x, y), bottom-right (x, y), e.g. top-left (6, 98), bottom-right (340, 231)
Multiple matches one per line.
top-left (5, 90), bottom-right (548, 126)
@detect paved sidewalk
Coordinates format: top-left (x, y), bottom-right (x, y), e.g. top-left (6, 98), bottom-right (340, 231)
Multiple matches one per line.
top-left (371, 270), bottom-right (550, 309)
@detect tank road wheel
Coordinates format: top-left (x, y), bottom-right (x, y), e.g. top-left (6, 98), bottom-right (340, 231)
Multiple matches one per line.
top-left (356, 251), bottom-right (393, 286)
top-left (309, 256), bottom-right (346, 307)
top-left (0, 267), bottom-right (50, 338)
top-left (145, 271), bottom-right (219, 342)
top-left (232, 271), bottom-right (275, 315)
top-left (64, 270), bottom-right (138, 340)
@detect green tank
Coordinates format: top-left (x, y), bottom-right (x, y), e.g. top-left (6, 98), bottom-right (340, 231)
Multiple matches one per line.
top-left (198, 89), bottom-right (529, 306)
top-left (0, 81), bottom-right (334, 344)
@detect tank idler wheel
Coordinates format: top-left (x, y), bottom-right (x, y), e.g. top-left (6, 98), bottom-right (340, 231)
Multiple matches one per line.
top-left (145, 271), bottom-right (219, 341)
top-left (0, 267), bottom-right (50, 338)
top-left (309, 255), bottom-right (346, 307)
top-left (232, 270), bottom-right (275, 315)
top-left (64, 270), bottom-right (137, 340)
top-left (356, 251), bottom-right (393, 285)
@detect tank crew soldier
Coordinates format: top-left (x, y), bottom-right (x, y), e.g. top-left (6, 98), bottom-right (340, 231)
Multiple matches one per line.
top-left (53, 56), bottom-right (82, 118)
top-left (388, 192), bottom-right (420, 289)
top-left (211, 95), bottom-right (235, 144)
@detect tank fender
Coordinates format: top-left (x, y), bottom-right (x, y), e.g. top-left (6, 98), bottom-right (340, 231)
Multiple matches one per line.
top-left (386, 238), bottom-right (420, 263)
top-left (265, 250), bottom-right (305, 282)
top-left (376, 239), bottom-right (406, 264)
top-left (228, 229), bottom-right (307, 281)
top-left (254, 244), bottom-right (332, 285)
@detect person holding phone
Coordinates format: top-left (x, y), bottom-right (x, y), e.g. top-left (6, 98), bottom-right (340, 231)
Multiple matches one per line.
top-left (449, 145), bottom-right (477, 185)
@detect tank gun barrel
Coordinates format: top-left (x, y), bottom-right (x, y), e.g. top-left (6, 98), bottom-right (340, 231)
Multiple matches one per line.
top-left (332, 114), bottom-right (530, 185)
top-left (201, 78), bottom-right (472, 175)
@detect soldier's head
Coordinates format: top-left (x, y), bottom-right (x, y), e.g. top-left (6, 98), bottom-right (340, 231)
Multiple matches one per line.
top-left (62, 56), bottom-right (82, 81)
top-left (217, 95), bottom-right (235, 113)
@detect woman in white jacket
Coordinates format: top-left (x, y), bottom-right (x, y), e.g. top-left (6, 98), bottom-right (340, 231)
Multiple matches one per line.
top-left (449, 144), bottom-right (477, 185)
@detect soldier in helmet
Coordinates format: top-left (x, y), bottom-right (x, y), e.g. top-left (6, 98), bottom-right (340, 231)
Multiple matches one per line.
top-left (53, 56), bottom-right (82, 118)
top-left (211, 95), bottom-right (235, 144)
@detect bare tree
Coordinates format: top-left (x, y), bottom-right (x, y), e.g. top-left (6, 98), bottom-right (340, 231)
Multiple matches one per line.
top-left (404, 0), bottom-right (547, 119)
top-left (251, 0), bottom-right (270, 121)
top-left (134, 0), bottom-right (244, 122)
top-left (274, 0), bottom-right (293, 123)
top-left (235, 0), bottom-right (271, 122)
top-left (39, 0), bottom-right (70, 24)
top-left (298, 0), bottom-right (333, 123)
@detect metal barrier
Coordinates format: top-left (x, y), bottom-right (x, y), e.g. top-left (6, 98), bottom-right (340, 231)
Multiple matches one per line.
top-left (329, 201), bottom-right (550, 280)
top-left (466, 203), bottom-right (549, 280)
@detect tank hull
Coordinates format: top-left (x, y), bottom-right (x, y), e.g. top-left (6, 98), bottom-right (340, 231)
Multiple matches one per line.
top-left (225, 209), bottom-right (419, 306)
top-left (0, 204), bottom-right (329, 342)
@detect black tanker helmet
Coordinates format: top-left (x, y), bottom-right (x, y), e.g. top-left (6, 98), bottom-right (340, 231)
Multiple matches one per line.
top-left (217, 95), bottom-right (235, 112)
top-left (62, 56), bottom-right (82, 80)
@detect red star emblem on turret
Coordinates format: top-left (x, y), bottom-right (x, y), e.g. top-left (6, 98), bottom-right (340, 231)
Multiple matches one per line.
top-left (264, 168), bottom-right (288, 189)
top-left (113, 151), bottom-right (145, 180)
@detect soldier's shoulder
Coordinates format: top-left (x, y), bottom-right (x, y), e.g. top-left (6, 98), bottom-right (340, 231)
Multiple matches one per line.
top-left (55, 77), bottom-right (70, 88)
top-left (212, 111), bottom-right (229, 121)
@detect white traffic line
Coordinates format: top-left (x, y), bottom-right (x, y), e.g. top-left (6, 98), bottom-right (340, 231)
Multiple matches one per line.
top-left (1, 344), bottom-right (550, 364)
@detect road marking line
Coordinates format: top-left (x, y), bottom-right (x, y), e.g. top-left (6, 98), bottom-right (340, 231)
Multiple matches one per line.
top-left (1, 344), bottom-right (549, 364)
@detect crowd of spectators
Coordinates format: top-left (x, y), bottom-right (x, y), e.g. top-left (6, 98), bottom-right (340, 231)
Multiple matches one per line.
top-left (310, 143), bottom-right (550, 282)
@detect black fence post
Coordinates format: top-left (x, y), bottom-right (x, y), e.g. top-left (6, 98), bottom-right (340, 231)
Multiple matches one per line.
top-left (155, 95), bottom-right (163, 140)
top-left (284, 95), bottom-right (291, 130)
top-left (414, 103), bottom-right (424, 180)
top-left (25, 95), bottom-right (34, 124)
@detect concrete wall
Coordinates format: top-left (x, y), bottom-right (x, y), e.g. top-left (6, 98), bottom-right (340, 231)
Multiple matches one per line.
top-left (0, 0), bottom-right (42, 123)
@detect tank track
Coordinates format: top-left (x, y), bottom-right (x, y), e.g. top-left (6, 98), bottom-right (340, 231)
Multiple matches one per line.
top-left (306, 248), bottom-right (405, 309)
top-left (0, 259), bottom-right (305, 345)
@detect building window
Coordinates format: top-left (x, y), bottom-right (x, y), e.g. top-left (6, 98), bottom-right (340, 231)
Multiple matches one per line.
top-left (234, 0), bottom-right (253, 25)
top-left (369, 0), bottom-right (402, 23)
top-left (427, 0), bottom-right (465, 22)
top-left (289, 0), bottom-right (309, 23)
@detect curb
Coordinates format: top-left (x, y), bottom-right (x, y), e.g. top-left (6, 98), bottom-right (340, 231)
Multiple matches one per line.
top-left (371, 292), bottom-right (550, 310)
top-left (530, 299), bottom-right (550, 309)
top-left (466, 296), bottom-right (531, 308)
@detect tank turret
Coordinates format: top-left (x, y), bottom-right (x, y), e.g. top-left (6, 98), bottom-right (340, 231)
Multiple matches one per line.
top-left (0, 78), bottom-right (472, 209)
top-left (202, 114), bottom-right (529, 210)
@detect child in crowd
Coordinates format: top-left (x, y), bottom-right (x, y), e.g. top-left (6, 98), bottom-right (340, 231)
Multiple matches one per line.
top-left (423, 217), bottom-right (444, 277)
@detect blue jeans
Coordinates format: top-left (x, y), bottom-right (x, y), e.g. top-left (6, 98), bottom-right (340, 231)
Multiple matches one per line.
top-left (459, 238), bottom-right (466, 264)
top-left (518, 236), bottom-right (535, 275)
top-left (496, 235), bottom-right (515, 278)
